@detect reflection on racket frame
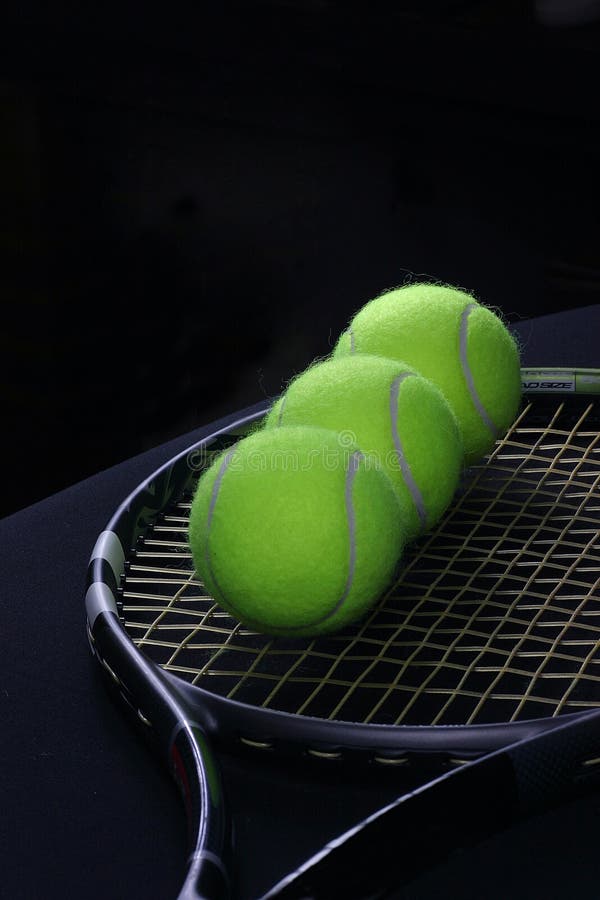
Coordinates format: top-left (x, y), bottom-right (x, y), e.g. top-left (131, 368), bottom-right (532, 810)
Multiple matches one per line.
top-left (85, 367), bottom-right (600, 900)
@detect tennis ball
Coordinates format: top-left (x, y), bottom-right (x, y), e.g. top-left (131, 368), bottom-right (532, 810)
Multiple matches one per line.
top-left (333, 283), bottom-right (522, 466)
top-left (265, 354), bottom-right (462, 539)
top-left (188, 425), bottom-right (408, 637)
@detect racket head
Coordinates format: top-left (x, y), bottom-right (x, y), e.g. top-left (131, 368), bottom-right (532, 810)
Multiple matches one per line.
top-left (87, 367), bottom-right (600, 769)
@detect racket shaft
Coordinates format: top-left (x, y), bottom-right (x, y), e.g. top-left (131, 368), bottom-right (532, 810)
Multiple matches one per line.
top-left (93, 614), bottom-right (230, 899)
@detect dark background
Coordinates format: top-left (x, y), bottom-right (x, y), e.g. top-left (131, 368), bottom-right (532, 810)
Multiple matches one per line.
top-left (2, 0), bottom-right (600, 519)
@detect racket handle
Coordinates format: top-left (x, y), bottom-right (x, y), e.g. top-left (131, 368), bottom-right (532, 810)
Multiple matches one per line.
top-left (263, 710), bottom-right (600, 900)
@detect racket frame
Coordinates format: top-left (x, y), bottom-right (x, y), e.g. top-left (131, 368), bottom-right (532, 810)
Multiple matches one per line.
top-left (85, 365), bottom-right (600, 898)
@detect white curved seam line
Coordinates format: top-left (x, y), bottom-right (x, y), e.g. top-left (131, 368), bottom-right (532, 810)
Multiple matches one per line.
top-left (321, 448), bottom-right (360, 621)
top-left (390, 373), bottom-right (427, 529)
top-left (276, 395), bottom-right (287, 426)
top-left (278, 448), bottom-right (361, 630)
top-left (205, 446), bottom-right (360, 632)
top-left (204, 446), bottom-right (245, 618)
top-left (460, 304), bottom-right (498, 436)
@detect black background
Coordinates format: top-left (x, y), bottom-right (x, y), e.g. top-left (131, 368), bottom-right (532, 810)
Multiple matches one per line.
top-left (2, 0), bottom-right (600, 519)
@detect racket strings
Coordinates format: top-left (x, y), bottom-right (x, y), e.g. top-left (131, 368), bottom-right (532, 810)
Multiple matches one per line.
top-left (349, 403), bottom-right (573, 724)
top-left (458, 403), bottom-right (600, 720)
top-left (120, 396), bottom-right (600, 726)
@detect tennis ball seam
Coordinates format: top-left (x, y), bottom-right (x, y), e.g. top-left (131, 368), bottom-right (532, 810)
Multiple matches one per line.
top-left (389, 373), bottom-right (427, 530)
top-left (459, 303), bottom-right (498, 438)
top-left (275, 366), bottom-right (430, 533)
top-left (203, 445), bottom-right (238, 612)
top-left (275, 395), bottom-right (287, 426)
top-left (344, 302), bottom-right (499, 442)
top-left (204, 446), bottom-right (363, 632)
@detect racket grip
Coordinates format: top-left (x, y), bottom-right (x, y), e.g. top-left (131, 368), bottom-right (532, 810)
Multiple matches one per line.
top-left (261, 754), bottom-right (516, 900)
top-left (263, 710), bottom-right (600, 900)
top-left (508, 709), bottom-right (600, 814)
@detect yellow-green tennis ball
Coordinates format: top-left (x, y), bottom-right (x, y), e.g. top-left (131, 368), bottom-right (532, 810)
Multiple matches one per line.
top-left (188, 425), bottom-right (408, 637)
top-left (333, 283), bottom-right (522, 466)
top-left (265, 354), bottom-right (462, 539)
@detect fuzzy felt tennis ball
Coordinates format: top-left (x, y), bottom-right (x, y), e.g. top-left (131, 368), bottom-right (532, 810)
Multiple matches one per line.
top-left (188, 424), bottom-right (408, 637)
top-left (265, 354), bottom-right (463, 539)
top-left (333, 283), bottom-right (522, 466)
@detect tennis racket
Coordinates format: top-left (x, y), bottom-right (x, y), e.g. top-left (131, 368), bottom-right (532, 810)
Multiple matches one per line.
top-left (85, 365), bottom-right (600, 900)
